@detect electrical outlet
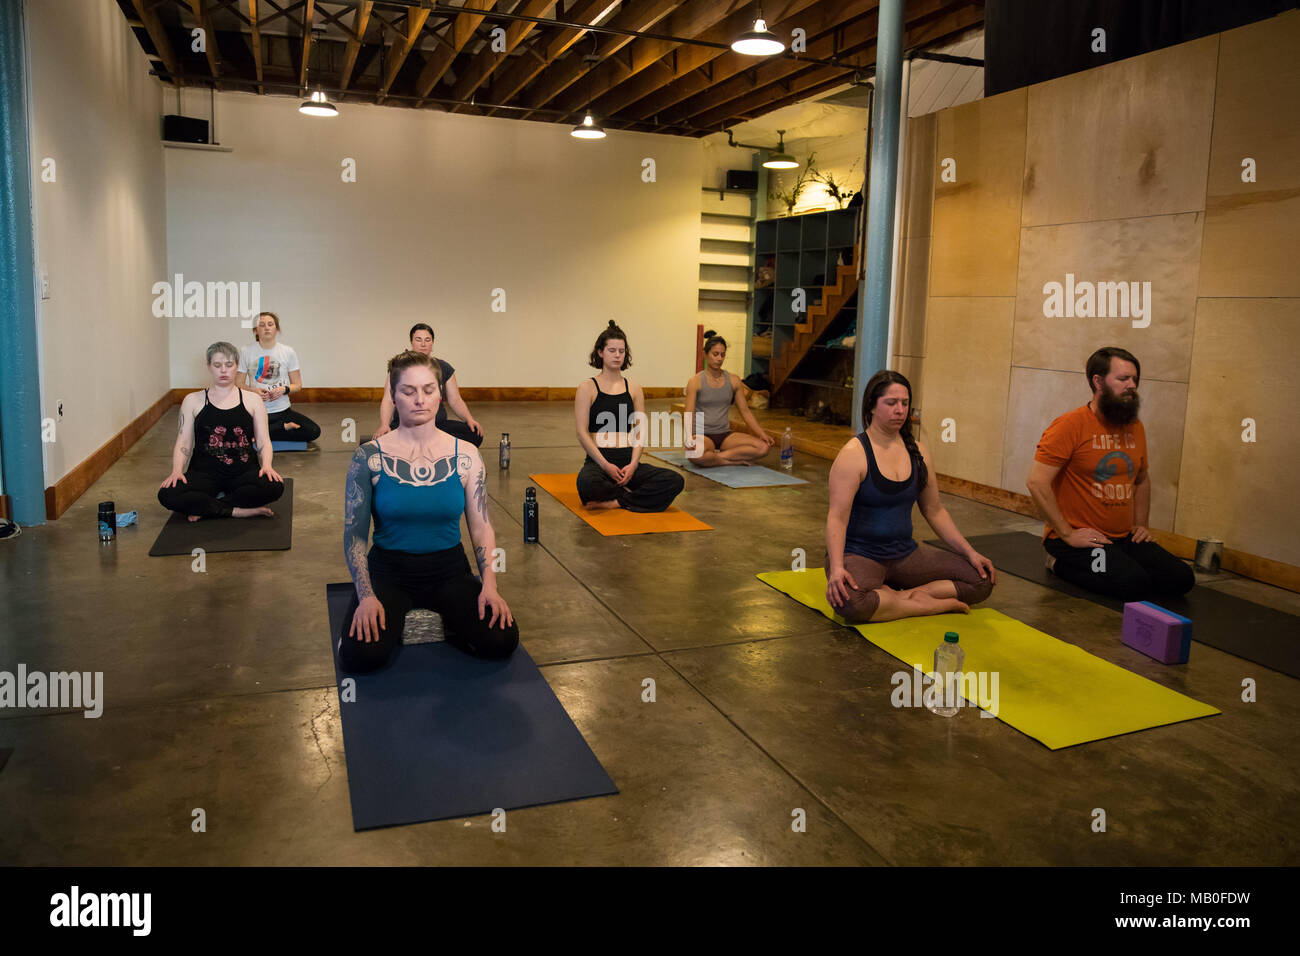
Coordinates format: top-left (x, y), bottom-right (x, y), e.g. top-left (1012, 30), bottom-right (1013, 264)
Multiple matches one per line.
top-left (40, 272), bottom-right (51, 300)
top-left (57, 401), bottom-right (64, 420)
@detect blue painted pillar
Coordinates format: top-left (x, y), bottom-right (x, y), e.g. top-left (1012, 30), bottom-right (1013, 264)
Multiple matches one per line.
top-left (853, 0), bottom-right (905, 433)
top-left (0, 0), bottom-right (46, 524)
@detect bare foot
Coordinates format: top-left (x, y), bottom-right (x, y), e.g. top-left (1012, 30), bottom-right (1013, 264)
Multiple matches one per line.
top-left (909, 592), bottom-right (970, 616)
top-left (187, 514), bottom-right (202, 523)
top-left (284, 421), bottom-right (301, 430)
top-left (584, 500), bottom-right (622, 511)
top-left (232, 506), bottom-right (275, 518)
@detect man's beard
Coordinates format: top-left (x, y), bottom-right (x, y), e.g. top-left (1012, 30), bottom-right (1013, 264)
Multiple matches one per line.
top-left (1097, 385), bottom-right (1140, 425)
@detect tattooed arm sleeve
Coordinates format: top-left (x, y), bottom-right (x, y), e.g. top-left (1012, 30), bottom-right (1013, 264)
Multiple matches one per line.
top-left (461, 446), bottom-right (499, 588)
top-left (344, 443), bottom-right (377, 600)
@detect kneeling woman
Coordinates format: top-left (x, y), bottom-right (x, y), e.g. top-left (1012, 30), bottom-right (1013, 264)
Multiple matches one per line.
top-left (159, 342), bottom-right (285, 520)
top-left (684, 330), bottom-right (773, 466)
top-left (826, 370), bottom-right (996, 623)
top-left (574, 321), bottom-right (684, 512)
top-left (340, 350), bottom-right (518, 670)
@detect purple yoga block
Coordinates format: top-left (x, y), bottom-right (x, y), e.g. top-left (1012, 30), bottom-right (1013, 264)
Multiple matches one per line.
top-left (1121, 601), bottom-right (1192, 664)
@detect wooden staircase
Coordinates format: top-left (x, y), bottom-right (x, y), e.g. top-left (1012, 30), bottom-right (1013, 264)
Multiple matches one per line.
top-left (767, 247), bottom-right (860, 390)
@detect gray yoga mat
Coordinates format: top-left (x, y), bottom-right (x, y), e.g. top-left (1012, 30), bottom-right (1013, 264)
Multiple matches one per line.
top-left (649, 450), bottom-right (807, 487)
top-left (149, 478), bottom-right (293, 556)
top-left (946, 532), bottom-right (1300, 679)
top-left (326, 583), bottom-right (618, 831)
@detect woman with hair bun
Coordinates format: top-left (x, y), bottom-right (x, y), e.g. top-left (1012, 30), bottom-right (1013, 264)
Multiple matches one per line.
top-left (573, 321), bottom-right (684, 512)
top-left (683, 330), bottom-right (773, 466)
top-left (824, 370), bottom-right (996, 623)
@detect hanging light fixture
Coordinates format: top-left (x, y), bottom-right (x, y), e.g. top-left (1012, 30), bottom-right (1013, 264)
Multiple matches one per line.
top-left (732, 8), bottom-right (784, 56)
top-left (298, 29), bottom-right (338, 117)
top-left (763, 130), bottom-right (798, 168)
top-left (299, 89), bottom-right (338, 117)
top-left (570, 47), bottom-right (605, 139)
top-left (571, 111), bottom-right (606, 138)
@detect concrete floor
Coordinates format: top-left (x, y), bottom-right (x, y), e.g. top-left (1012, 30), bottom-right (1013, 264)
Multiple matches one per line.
top-left (1, 399), bottom-right (1298, 865)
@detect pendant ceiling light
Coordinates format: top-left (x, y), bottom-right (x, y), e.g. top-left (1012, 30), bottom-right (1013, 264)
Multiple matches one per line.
top-left (763, 130), bottom-right (798, 169)
top-left (298, 29), bottom-right (338, 117)
top-left (571, 111), bottom-right (606, 139)
top-left (732, 9), bottom-right (784, 56)
top-left (299, 89), bottom-right (338, 117)
top-left (570, 47), bottom-right (605, 139)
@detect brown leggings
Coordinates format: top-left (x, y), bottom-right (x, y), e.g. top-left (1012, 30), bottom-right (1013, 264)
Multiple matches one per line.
top-left (830, 543), bottom-right (993, 623)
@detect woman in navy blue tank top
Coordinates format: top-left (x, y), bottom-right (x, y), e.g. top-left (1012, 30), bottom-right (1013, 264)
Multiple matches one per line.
top-left (573, 320), bottom-right (684, 513)
top-left (825, 371), bottom-right (996, 623)
top-left (158, 342), bottom-right (285, 520)
top-left (339, 351), bottom-right (519, 671)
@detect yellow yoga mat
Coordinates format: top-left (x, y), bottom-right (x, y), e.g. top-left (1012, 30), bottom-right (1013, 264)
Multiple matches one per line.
top-left (757, 568), bottom-right (1220, 750)
top-left (529, 473), bottom-right (712, 536)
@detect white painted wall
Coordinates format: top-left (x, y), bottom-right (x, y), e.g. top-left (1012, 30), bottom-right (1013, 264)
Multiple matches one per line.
top-left (25, 0), bottom-right (168, 485)
top-left (166, 93), bottom-right (703, 390)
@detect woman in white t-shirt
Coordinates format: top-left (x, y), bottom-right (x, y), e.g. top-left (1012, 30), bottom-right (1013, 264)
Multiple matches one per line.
top-left (237, 311), bottom-right (321, 443)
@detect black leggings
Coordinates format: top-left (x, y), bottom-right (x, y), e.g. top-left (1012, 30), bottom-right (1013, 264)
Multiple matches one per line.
top-left (388, 410), bottom-right (484, 447)
top-left (157, 465), bottom-right (284, 518)
top-left (338, 544), bottom-right (519, 672)
top-left (1044, 533), bottom-right (1194, 600)
top-left (267, 407), bottom-right (321, 443)
top-left (576, 447), bottom-right (684, 513)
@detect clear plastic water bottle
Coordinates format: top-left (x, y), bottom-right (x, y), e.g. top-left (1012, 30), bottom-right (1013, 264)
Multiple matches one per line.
top-left (499, 432), bottom-right (510, 469)
top-left (780, 427), bottom-right (793, 471)
top-left (928, 631), bottom-right (965, 717)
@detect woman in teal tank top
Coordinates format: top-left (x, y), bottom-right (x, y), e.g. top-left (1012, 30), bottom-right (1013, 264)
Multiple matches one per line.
top-left (339, 351), bottom-right (519, 671)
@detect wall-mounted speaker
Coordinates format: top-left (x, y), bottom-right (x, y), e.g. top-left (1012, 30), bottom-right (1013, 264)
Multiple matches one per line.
top-left (163, 114), bottom-right (209, 144)
top-left (726, 169), bottom-right (758, 191)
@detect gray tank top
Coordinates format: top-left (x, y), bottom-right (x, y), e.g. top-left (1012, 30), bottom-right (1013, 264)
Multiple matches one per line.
top-left (696, 371), bottom-right (735, 433)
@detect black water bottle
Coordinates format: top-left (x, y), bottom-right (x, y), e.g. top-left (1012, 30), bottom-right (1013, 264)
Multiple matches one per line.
top-left (97, 501), bottom-right (116, 543)
top-left (523, 487), bottom-right (539, 542)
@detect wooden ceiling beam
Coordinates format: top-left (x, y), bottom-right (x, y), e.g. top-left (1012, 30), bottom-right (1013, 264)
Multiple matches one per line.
top-left (339, 0), bottom-right (373, 91)
top-left (691, 2), bottom-right (983, 130)
top-left (136, 0), bottom-right (185, 86)
top-left (545, 0), bottom-right (738, 117)
top-left (590, 0), bottom-right (819, 118)
top-left (246, 0), bottom-right (264, 93)
top-left (520, 0), bottom-right (679, 117)
top-left (481, 0), bottom-right (611, 115)
top-left (412, 1), bottom-right (497, 106)
top-left (378, 5), bottom-right (431, 103)
top-left (625, 0), bottom-right (876, 122)
top-left (188, 0), bottom-right (224, 88)
top-left (298, 0), bottom-right (316, 96)
top-left (448, 0), bottom-right (556, 112)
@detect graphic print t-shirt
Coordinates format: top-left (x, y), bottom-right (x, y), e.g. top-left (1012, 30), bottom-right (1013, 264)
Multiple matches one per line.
top-left (239, 343), bottom-right (299, 413)
top-left (1034, 404), bottom-right (1148, 540)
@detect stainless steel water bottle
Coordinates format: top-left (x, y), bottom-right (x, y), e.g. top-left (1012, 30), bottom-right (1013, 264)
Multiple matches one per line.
top-left (98, 501), bottom-right (116, 543)
top-left (499, 432), bottom-right (511, 469)
top-left (523, 487), bottom-right (539, 542)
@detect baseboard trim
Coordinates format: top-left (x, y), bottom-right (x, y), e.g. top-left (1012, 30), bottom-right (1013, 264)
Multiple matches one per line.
top-left (45, 389), bottom-right (178, 519)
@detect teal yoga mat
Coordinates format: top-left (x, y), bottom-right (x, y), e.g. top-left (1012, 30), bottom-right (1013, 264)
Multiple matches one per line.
top-left (649, 450), bottom-right (807, 487)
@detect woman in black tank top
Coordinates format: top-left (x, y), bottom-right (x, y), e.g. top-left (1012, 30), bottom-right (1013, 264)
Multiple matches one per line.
top-left (158, 342), bottom-right (286, 520)
top-left (573, 321), bottom-right (683, 513)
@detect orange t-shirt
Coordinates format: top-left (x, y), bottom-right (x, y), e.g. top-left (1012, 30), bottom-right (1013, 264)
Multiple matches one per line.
top-left (1034, 405), bottom-right (1147, 540)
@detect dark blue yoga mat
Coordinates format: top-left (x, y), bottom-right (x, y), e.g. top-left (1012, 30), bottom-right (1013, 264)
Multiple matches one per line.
top-left (325, 583), bottom-right (617, 830)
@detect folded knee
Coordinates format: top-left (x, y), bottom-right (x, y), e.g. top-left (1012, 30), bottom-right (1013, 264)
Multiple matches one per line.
top-left (836, 589), bottom-right (880, 624)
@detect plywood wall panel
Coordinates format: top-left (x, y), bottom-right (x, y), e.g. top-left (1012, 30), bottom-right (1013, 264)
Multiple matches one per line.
top-left (1021, 36), bottom-right (1217, 227)
top-left (1174, 298), bottom-right (1300, 567)
top-left (1013, 213), bottom-right (1204, 384)
top-left (895, 234), bottom-right (930, 358)
top-left (1198, 11), bottom-right (1300, 298)
top-left (930, 90), bottom-right (1027, 297)
top-left (918, 297), bottom-right (1016, 487)
top-left (1002, 367), bottom-right (1185, 532)
top-left (903, 113), bottom-right (936, 240)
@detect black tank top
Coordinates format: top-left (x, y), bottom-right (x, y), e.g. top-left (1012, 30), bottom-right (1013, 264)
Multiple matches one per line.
top-left (588, 377), bottom-right (635, 433)
top-left (194, 389), bottom-right (256, 474)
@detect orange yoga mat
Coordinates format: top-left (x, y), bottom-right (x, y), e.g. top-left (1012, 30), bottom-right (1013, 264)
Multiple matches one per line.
top-left (529, 473), bottom-right (712, 536)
